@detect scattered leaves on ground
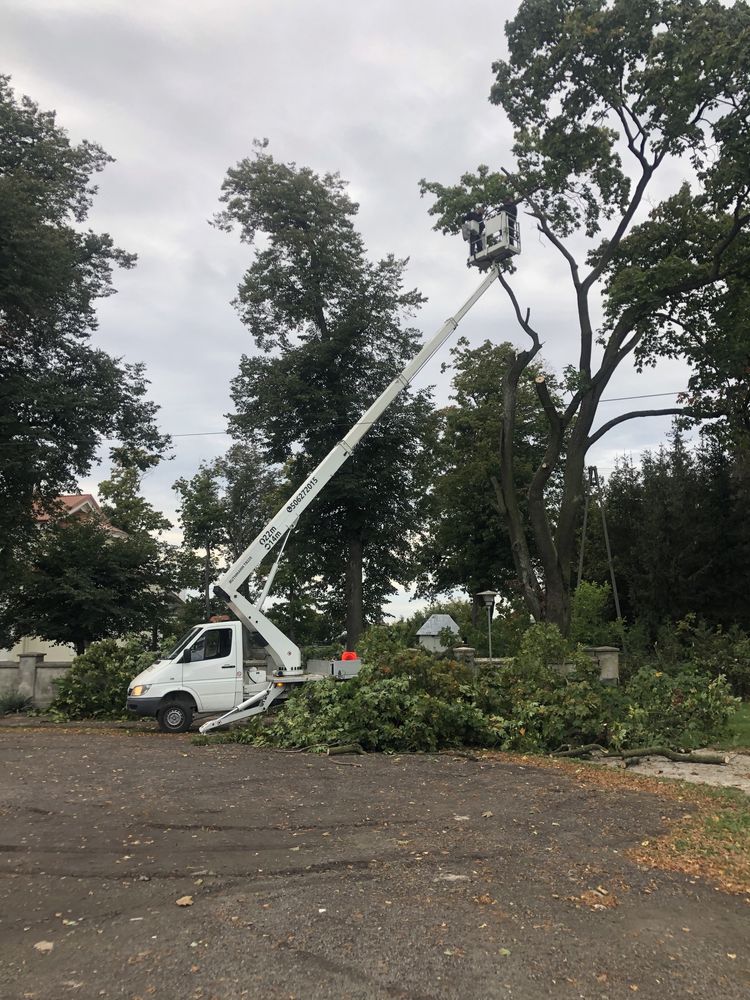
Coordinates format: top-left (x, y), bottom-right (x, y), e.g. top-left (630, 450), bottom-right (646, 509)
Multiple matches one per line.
top-left (480, 751), bottom-right (750, 897)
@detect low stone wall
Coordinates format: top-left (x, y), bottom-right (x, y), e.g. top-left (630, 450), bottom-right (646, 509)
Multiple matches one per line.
top-left (0, 654), bottom-right (71, 708)
top-left (452, 645), bottom-right (620, 684)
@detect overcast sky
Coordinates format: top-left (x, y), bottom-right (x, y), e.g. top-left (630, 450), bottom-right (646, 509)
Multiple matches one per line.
top-left (3, 0), bottom-right (693, 615)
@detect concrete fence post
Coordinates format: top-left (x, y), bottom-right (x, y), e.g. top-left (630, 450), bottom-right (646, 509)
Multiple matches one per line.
top-left (583, 646), bottom-right (620, 685)
top-left (17, 653), bottom-right (45, 702)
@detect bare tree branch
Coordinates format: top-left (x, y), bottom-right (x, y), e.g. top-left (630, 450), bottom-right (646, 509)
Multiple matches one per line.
top-left (587, 407), bottom-right (687, 448)
top-left (497, 272), bottom-right (541, 348)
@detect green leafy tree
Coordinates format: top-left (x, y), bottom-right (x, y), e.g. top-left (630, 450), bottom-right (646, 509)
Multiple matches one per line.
top-left (582, 434), bottom-right (750, 633)
top-left (206, 442), bottom-right (279, 564)
top-left (215, 141), bottom-right (438, 647)
top-left (420, 0), bottom-right (750, 634)
top-left (99, 455), bottom-right (185, 645)
top-left (0, 513), bottom-right (176, 655)
top-left (173, 466), bottom-right (226, 618)
top-left (173, 442), bottom-right (279, 617)
top-left (0, 76), bottom-right (168, 583)
top-left (417, 338), bottom-right (560, 617)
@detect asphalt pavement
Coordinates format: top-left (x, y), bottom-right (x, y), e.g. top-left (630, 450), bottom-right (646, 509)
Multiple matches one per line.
top-left (0, 728), bottom-right (747, 1000)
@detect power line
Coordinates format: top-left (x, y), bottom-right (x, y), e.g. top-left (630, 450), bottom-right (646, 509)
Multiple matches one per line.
top-left (165, 389), bottom-right (687, 438)
top-left (171, 431), bottom-right (230, 438)
top-left (599, 390), bottom-right (683, 403)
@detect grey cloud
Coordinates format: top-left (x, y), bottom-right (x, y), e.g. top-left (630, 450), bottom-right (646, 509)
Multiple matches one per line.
top-left (4, 0), bottom-right (692, 552)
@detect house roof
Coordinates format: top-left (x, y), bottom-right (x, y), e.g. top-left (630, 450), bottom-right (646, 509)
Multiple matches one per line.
top-left (35, 494), bottom-right (127, 538)
top-left (35, 494), bottom-right (99, 521)
top-left (416, 614), bottom-right (460, 637)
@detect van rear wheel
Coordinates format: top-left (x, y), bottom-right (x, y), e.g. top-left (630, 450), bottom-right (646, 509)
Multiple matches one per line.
top-left (157, 701), bottom-right (193, 734)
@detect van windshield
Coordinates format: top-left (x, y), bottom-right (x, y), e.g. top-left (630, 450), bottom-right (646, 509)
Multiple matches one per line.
top-left (165, 628), bottom-right (201, 661)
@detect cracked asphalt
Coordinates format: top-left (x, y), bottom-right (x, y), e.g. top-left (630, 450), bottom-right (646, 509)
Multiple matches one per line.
top-left (0, 728), bottom-right (748, 1000)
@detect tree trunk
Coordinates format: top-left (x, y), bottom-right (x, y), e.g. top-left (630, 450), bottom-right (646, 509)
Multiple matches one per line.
top-left (345, 536), bottom-right (364, 651)
top-left (498, 368), bottom-right (600, 637)
top-left (471, 594), bottom-right (481, 627)
top-left (497, 348), bottom-right (545, 623)
top-left (544, 571), bottom-right (571, 635)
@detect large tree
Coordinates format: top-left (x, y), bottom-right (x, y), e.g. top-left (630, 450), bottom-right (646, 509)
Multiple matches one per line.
top-left (0, 496), bottom-right (180, 655)
top-left (98, 455), bottom-right (186, 645)
top-left (173, 442), bottom-right (278, 617)
top-left (215, 141), bottom-right (438, 647)
top-left (421, 0), bottom-right (750, 634)
top-left (416, 338), bottom-right (560, 617)
top-left (0, 76), bottom-right (167, 584)
top-left (582, 434), bottom-right (750, 633)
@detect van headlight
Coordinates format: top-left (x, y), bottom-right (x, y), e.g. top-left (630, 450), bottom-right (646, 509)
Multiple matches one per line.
top-left (130, 685), bottom-right (151, 697)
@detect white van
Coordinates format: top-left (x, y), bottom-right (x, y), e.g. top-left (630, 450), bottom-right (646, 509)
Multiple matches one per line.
top-left (126, 620), bottom-right (359, 733)
top-left (126, 621), bottom-right (274, 732)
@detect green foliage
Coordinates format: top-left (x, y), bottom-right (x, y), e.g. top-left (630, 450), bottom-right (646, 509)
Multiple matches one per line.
top-left (514, 621), bottom-right (580, 670)
top-left (362, 598), bottom-right (532, 661)
top-left (418, 1), bottom-right (750, 636)
top-left (620, 667), bottom-right (737, 750)
top-left (218, 658), bottom-right (497, 754)
top-left (582, 436), bottom-right (750, 635)
top-left (0, 75), bottom-right (168, 584)
top-left (643, 616), bottom-right (750, 700)
top-left (50, 637), bottom-right (157, 720)
top-left (415, 339), bottom-right (560, 600)
top-left (205, 622), bottom-right (735, 754)
top-left (0, 513), bottom-right (179, 655)
top-left (355, 623), bottom-right (414, 668)
top-left (570, 581), bottom-right (624, 647)
top-left (215, 141), bottom-right (438, 645)
top-left (0, 690), bottom-right (32, 716)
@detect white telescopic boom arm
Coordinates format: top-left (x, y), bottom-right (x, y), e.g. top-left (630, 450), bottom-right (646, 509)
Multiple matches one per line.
top-left (218, 263), bottom-right (501, 592)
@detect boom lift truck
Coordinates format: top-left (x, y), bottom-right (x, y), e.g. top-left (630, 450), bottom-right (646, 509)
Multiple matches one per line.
top-left (126, 210), bottom-right (520, 733)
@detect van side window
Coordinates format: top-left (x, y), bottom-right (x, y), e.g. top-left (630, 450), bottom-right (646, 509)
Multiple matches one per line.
top-left (189, 629), bottom-right (232, 662)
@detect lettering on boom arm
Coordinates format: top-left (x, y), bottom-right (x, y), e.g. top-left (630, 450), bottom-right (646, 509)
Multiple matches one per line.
top-left (258, 526), bottom-right (282, 550)
top-left (227, 475), bottom-right (322, 582)
top-left (286, 476), bottom-right (318, 514)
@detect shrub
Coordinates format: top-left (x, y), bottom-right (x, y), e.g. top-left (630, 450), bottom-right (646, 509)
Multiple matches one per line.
top-left (222, 669), bottom-right (496, 753)
top-left (0, 690), bottom-right (32, 716)
top-left (673, 618), bottom-right (750, 699)
top-left (625, 616), bottom-right (750, 699)
top-left (570, 581), bottom-right (625, 647)
top-left (619, 666), bottom-right (738, 748)
top-left (202, 622), bottom-right (738, 755)
top-left (50, 637), bottom-right (158, 720)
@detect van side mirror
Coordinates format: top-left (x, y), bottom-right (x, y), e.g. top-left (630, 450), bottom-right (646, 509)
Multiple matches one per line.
top-left (181, 648), bottom-right (192, 663)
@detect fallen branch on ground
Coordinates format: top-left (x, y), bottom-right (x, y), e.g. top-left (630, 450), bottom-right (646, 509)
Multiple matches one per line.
top-left (550, 745), bottom-right (728, 765)
top-left (326, 743), bottom-right (366, 756)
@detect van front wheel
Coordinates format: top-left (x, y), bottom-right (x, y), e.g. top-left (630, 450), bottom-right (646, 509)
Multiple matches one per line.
top-left (157, 701), bottom-right (193, 734)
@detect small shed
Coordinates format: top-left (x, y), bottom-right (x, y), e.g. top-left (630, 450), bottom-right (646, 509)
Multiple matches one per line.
top-left (416, 614), bottom-right (460, 653)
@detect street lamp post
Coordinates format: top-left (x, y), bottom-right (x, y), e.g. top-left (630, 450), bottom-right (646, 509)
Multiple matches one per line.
top-left (476, 590), bottom-right (497, 670)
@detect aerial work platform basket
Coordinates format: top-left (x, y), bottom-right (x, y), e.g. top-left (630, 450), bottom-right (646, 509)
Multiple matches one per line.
top-left (462, 207), bottom-right (521, 270)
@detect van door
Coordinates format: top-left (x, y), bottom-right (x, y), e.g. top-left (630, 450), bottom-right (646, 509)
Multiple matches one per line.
top-left (182, 627), bottom-right (240, 712)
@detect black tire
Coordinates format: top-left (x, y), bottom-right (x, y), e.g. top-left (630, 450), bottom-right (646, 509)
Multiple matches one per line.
top-left (157, 700), bottom-right (193, 734)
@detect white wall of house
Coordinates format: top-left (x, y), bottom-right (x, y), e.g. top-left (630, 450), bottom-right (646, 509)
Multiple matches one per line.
top-left (0, 637), bottom-right (76, 664)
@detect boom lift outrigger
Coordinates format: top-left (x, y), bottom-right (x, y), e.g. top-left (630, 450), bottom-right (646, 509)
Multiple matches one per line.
top-left (199, 210), bottom-right (520, 733)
